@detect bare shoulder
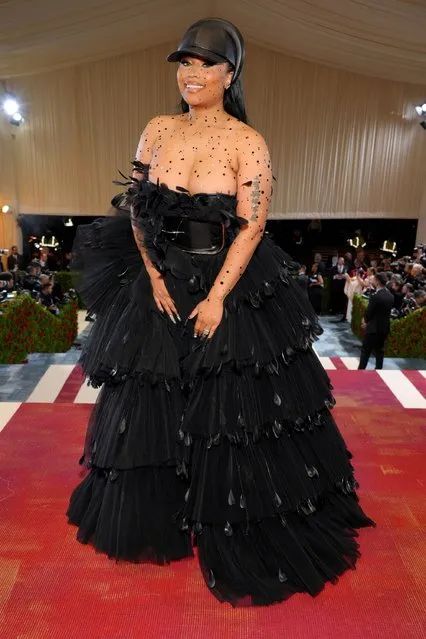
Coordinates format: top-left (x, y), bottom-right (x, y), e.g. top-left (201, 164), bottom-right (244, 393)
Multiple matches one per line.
top-left (234, 122), bottom-right (269, 154)
top-left (143, 114), bottom-right (176, 137)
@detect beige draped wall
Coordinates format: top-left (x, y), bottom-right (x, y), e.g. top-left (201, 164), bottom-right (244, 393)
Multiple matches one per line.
top-left (1, 40), bottom-right (426, 250)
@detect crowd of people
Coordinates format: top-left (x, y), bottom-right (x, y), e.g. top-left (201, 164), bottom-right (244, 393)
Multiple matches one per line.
top-left (297, 244), bottom-right (426, 322)
top-left (0, 246), bottom-right (75, 315)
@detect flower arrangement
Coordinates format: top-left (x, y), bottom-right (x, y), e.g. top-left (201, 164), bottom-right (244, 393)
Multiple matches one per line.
top-left (351, 293), bottom-right (426, 358)
top-left (0, 295), bottom-right (78, 364)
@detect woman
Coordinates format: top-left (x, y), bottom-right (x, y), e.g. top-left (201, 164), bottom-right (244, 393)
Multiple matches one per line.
top-left (307, 263), bottom-right (324, 314)
top-left (67, 17), bottom-right (375, 606)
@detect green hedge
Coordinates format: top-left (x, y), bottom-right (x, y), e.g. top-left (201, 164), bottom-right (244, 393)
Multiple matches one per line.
top-left (0, 295), bottom-right (78, 364)
top-left (351, 294), bottom-right (426, 358)
top-left (55, 271), bottom-right (84, 309)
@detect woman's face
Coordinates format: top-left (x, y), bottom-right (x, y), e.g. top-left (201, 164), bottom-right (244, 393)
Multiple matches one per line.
top-left (311, 264), bottom-right (318, 273)
top-left (177, 56), bottom-right (233, 108)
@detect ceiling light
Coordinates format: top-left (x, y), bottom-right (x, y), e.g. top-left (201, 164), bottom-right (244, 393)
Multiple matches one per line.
top-left (3, 97), bottom-right (19, 116)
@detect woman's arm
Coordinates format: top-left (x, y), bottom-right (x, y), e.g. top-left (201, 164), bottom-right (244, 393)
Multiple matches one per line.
top-left (131, 117), bottom-right (180, 322)
top-left (190, 128), bottom-right (272, 338)
top-left (131, 117), bottom-right (161, 281)
top-left (208, 129), bottom-right (273, 302)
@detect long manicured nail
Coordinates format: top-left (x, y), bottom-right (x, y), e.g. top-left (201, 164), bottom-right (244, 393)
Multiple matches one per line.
top-left (169, 315), bottom-right (176, 324)
top-left (177, 314), bottom-right (182, 322)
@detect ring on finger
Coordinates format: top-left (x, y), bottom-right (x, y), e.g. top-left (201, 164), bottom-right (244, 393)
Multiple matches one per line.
top-left (203, 328), bottom-right (210, 335)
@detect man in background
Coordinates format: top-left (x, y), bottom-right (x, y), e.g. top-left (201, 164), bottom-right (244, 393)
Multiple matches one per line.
top-left (7, 246), bottom-right (23, 271)
top-left (358, 272), bottom-right (394, 370)
top-left (330, 256), bottom-right (348, 317)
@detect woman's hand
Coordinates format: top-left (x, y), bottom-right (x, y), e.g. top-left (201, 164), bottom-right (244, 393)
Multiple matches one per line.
top-left (188, 295), bottom-right (224, 339)
top-left (150, 273), bottom-right (180, 323)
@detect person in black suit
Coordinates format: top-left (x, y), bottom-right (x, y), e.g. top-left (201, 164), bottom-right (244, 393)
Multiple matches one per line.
top-left (7, 246), bottom-right (23, 271)
top-left (330, 257), bottom-right (349, 315)
top-left (358, 272), bottom-right (394, 370)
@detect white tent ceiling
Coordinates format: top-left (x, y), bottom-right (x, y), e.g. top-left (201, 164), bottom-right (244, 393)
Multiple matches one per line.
top-left (1, 0), bottom-right (426, 83)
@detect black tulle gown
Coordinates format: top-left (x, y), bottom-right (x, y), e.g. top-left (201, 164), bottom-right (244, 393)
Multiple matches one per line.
top-left (67, 162), bottom-right (375, 606)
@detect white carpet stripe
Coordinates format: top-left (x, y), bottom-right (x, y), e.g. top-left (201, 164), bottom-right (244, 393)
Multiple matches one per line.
top-left (318, 357), bottom-right (336, 370)
top-left (77, 310), bottom-right (91, 337)
top-left (26, 365), bottom-right (74, 403)
top-left (0, 403), bottom-right (21, 432)
top-left (74, 380), bottom-right (101, 404)
top-left (377, 370), bottom-right (426, 409)
top-left (420, 371), bottom-right (426, 380)
top-left (340, 357), bottom-right (360, 370)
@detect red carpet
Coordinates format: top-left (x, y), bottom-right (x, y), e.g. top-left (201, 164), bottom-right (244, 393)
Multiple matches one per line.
top-left (0, 372), bottom-right (425, 638)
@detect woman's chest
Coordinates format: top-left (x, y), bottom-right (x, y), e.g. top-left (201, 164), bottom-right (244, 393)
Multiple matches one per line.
top-left (149, 129), bottom-right (239, 195)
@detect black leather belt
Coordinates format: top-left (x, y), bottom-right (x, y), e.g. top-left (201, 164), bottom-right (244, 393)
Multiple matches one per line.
top-left (162, 217), bottom-right (226, 254)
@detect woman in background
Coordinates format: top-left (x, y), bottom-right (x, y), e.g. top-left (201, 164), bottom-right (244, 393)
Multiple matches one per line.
top-left (308, 262), bottom-right (324, 314)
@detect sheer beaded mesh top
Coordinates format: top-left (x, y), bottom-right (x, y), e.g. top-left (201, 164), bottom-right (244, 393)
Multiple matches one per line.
top-left (132, 160), bottom-right (238, 202)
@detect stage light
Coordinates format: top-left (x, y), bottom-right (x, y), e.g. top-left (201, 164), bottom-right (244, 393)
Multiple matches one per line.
top-left (1, 205), bottom-right (11, 213)
top-left (381, 240), bottom-right (397, 256)
top-left (3, 97), bottom-right (19, 116)
top-left (422, 103), bottom-right (426, 112)
top-left (64, 217), bottom-right (73, 227)
top-left (416, 106), bottom-right (423, 115)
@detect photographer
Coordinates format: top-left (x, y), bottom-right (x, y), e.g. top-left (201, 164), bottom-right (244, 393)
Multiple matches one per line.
top-left (0, 272), bottom-right (15, 297)
top-left (39, 281), bottom-right (60, 315)
top-left (414, 289), bottom-right (426, 309)
top-left (22, 264), bottom-right (41, 298)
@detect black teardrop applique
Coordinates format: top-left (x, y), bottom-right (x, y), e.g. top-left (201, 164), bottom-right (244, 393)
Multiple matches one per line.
top-left (273, 392), bottom-right (282, 406)
top-left (228, 489), bottom-right (236, 506)
top-left (273, 492), bottom-right (282, 508)
top-left (278, 568), bottom-right (288, 583)
top-left (264, 281), bottom-right (274, 296)
top-left (239, 494), bottom-right (246, 509)
top-left (212, 433), bottom-right (221, 446)
top-left (305, 465), bottom-right (319, 478)
top-left (180, 518), bottom-right (189, 531)
top-left (272, 420), bottom-right (283, 438)
top-left (207, 570), bottom-right (216, 588)
top-left (109, 469), bottom-right (118, 482)
top-left (118, 419), bottom-right (126, 434)
top-left (188, 275), bottom-right (199, 293)
top-left (224, 521), bottom-right (233, 536)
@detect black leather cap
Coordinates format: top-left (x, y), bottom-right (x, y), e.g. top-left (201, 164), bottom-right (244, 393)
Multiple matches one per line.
top-left (167, 18), bottom-right (244, 83)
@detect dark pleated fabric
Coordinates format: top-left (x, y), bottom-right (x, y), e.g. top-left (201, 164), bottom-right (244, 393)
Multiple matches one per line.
top-left (67, 169), bottom-right (375, 604)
